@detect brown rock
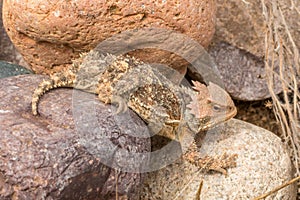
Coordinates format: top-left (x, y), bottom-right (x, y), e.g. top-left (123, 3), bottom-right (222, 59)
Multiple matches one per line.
top-left (2, 0), bottom-right (216, 75)
top-left (209, 0), bottom-right (300, 100)
top-left (214, 0), bottom-right (300, 58)
top-left (0, 75), bottom-right (150, 199)
top-left (0, 0), bottom-right (27, 66)
top-left (214, 0), bottom-right (265, 57)
top-left (208, 42), bottom-right (282, 100)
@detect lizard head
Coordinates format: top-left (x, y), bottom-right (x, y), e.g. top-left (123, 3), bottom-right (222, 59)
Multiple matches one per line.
top-left (187, 81), bottom-right (237, 132)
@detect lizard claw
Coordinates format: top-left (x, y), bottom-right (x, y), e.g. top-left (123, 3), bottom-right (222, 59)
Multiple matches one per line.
top-left (111, 95), bottom-right (128, 114)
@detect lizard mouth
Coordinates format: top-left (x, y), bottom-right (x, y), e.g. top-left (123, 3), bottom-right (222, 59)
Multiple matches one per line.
top-left (226, 105), bottom-right (237, 120)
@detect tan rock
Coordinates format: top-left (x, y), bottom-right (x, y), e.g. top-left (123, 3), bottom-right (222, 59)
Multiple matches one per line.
top-left (2, 0), bottom-right (216, 75)
top-left (141, 119), bottom-right (297, 199)
top-left (208, 42), bottom-right (283, 100)
top-left (214, 0), bottom-right (300, 58)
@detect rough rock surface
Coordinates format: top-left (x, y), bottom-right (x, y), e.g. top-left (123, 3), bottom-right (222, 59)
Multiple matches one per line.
top-left (0, 75), bottom-right (151, 199)
top-left (2, 0), bottom-right (216, 74)
top-left (208, 42), bottom-right (282, 101)
top-left (214, 0), bottom-right (265, 58)
top-left (214, 0), bottom-right (300, 58)
top-left (0, 0), bottom-right (27, 66)
top-left (141, 119), bottom-right (296, 199)
top-left (209, 0), bottom-right (299, 101)
top-left (0, 61), bottom-right (32, 79)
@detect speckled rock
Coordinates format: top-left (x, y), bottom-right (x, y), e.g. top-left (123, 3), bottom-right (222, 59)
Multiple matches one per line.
top-left (209, 0), bottom-right (299, 101)
top-left (0, 75), bottom-right (150, 199)
top-left (214, 0), bottom-right (300, 58)
top-left (141, 119), bottom-right (296, 199)
top-left (208, 42), bottom-right (282, 101)
top-left (0, 0), bottom-right (27, 66)
top-left (0, 61), bottom-right (32, 78)
top-left (2, 0), bottom-right (216, 74)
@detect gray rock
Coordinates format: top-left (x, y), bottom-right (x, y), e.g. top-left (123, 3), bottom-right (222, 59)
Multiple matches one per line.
top-left (0, 0), bottom-right (27, 66)
top-left (141, 119), bottom-right (296, 199)
top-left (208, 42), bottom-right (282, 101)
top-left (0, 61), bottom-right (32, 79)
top-left (0, 75), bottom-right (150, 199)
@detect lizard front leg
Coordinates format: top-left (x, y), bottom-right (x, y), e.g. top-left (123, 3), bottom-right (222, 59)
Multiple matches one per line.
top-left (178, 125), bottom-right (237, 175)
top-left (183, 143), bottom-right (238, 175)
top-left (97, 91), bottom-right (128, 114)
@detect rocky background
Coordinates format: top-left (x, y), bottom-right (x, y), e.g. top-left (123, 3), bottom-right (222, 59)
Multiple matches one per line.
top-left (0, 0), bottom-right (282, 134)
top-left (1, 0), bottom-right (299, 199)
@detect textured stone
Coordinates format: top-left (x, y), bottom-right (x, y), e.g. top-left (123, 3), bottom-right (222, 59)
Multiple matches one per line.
top-left (0, 75), bottom-right (150, 199)
top-left (141, 119), bottom-right (296, 199)
top-left (0, 61), bottom-right (32, 79)
top-left (206, 0), bottom-right (299, 101)
top-left (214, 0), bottom-right (300, 58)
top-left (2, 0), bottom-right (216, 75)
top-left (208, 42), bottom-right (282, 101)
top-left (0, 0), bottom-right (27, 66)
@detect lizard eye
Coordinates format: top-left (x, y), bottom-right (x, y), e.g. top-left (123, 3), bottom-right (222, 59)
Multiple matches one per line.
top-left (212, 104), bottom-right (221, 112)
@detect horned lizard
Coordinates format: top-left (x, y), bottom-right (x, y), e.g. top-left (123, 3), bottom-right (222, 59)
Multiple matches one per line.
top-left (32, 50), bottom-right (237, 173)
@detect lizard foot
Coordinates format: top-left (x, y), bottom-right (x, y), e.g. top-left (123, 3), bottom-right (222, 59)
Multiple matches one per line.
top-left (111, 95), bottom-right (128, 114)
top-left (183, 142), bottom-right (237, 175)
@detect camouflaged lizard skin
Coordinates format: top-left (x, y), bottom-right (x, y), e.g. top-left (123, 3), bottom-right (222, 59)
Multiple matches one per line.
top-left (32, 51), bottom-right (237, 173)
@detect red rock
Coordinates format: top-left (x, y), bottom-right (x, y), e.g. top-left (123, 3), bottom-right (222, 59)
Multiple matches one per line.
top-left (2, 0), bottom-right (216, 75)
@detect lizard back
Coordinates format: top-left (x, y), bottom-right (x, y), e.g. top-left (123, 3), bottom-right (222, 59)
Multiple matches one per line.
top-left (32, 50), bottom-right (236, 142)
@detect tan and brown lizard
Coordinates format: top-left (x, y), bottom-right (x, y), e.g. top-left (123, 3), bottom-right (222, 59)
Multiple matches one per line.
top-left (31, 50), bottom-right (237, 173)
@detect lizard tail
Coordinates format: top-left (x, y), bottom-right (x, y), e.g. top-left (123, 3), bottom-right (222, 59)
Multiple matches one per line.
top-left (32, 76), bottom-right (75, 115)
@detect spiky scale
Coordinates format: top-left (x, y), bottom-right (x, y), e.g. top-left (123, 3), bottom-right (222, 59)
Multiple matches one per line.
top-left (31, 51), bottom-right (238, 173)
top-left (32, 78), bottom-right (75, 115)
top-left (32, 51), bottom-right (237, 135)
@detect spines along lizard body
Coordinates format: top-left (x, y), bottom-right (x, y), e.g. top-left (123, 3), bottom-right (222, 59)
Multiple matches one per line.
top-left (32, 51), bottom-right (237, 172)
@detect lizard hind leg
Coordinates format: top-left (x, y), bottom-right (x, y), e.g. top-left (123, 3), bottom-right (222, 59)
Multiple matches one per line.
top-left (111, 95), bottom-right (128, 114)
